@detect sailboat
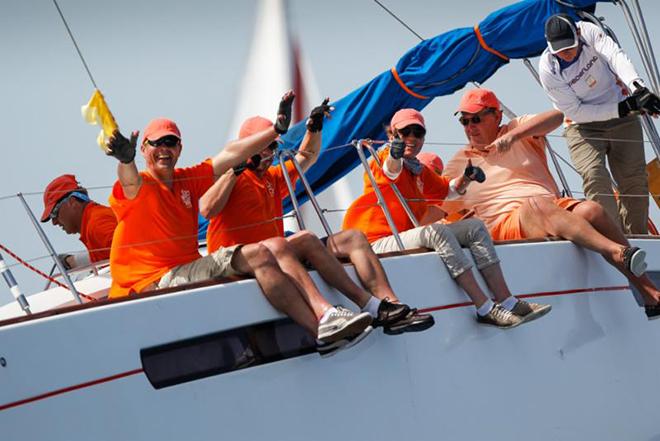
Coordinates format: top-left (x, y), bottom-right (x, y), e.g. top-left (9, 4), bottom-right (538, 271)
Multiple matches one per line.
top-left (2, 1), bottom-right (660, 440)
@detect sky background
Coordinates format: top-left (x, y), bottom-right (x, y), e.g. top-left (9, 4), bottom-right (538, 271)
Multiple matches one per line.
top-left (1, 0), bottom-right (660, 303)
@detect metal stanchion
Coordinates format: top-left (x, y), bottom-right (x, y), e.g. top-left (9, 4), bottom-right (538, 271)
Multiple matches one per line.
top-left (17, 193), bottom-right (83, 304)
top-left (278, 150), bottom-right (334, 237)
top-left (353, 140), bottom-right (406, 251)
top-left (0, 252), bottom-right (31, 315)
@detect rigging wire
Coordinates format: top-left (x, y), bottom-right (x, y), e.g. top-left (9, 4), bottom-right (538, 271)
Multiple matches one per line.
top-left (373, 0), bottom-right (424, 41)
top-left (52, 0), bottom-right (99, 89)
top-left (0, 242), bottom-right (94, 301)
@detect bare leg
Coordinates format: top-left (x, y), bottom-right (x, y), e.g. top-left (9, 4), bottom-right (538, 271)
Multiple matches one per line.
top-left (455, 270), bottom-right (490, 308)
top-left (519, 197), bottom-right (660, 305)
top-left (572, 201), bottom-right (660, 304)
top-left (259, 237), bottom-right (332, 320)
top-left (287, 231), bottom-right (372, 308)
top-left (325, 229), bottom-right (400, 302)
top-left (231, 243), bottom-right (318, 335)
top-left (479, 263), bottom-right (513, 303)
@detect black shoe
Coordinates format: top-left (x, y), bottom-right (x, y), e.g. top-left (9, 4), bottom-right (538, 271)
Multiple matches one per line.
top-left (372, 300), bottom-right (410, 328)
top-left (383, 309), bottom-right (435, 335)
top-left (645, 304), bottom-right (660, 320)
top-left (623, 246), bottom-right (647, 277)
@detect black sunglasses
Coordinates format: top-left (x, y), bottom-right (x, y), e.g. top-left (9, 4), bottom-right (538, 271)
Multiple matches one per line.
top-left (398, 125), bottom-right (426, 138)
top-left (49, 194), bottom-right (73, 221)
top-left (267, 141), bottom-right (279, 151)
top-left (459, 108), bottom-right (496, 126)
top-left (147, 135), bottom-right (180, 148)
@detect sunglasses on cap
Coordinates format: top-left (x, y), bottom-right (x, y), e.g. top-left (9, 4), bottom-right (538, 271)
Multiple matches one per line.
top-left (146, 135), bottom-right (180, 148)
top-left (459, 108), bottom-right (497, 126)
top-left (398, 125), bottom-right (426, 138)
top-left (50, 191), bottom-right (89, 221)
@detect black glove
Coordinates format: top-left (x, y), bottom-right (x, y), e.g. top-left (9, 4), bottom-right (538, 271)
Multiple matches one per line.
top-left (389, 136), bottom-right (405, 160)
top-left (619, 83), bottom-right (660, 117)
top-left (233, 162), bottom-right (248, 176)
top-left (306, 98), bottom-right (332, 133)
top-left (634, 86), bottom-right (660, 115)
top-left (246, 154), bottom-right (261, 170)
top-left (464, 164), bottom-right (486, 183)
top-left (106, 130), bottom-right (137, 164)
top-left (274, 91), bottom-right (295, 134)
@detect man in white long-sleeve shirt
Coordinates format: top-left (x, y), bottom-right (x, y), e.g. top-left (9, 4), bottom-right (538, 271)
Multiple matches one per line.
top-left (539, 13), bottom-right (660, 234)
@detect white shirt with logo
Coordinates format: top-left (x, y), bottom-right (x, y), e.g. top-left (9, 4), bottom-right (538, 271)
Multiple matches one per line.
top-left (538, 21), bottom-right (642, 124)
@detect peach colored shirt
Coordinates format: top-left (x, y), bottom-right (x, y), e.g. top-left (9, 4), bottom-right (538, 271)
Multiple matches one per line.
top-left (442, 115), bottom-right (560, 231)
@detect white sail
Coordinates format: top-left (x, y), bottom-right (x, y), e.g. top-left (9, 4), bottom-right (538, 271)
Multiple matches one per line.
top-left (227, 0), bottom-right (354, 236)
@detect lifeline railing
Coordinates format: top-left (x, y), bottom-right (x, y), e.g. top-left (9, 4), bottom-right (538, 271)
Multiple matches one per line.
top-left (357, 139), bottom-right (421, 229)
top-left (351, 139), bottom-right (423, 251)
top-left (3, 193), bottom-right (85, 314)
top-left (277, 149), bottom-right (334, 237)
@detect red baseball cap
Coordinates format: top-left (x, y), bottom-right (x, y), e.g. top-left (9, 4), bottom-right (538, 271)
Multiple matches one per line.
top-left (455, 89), bottom-right (501, 115)
top-left (40, 174), bottom-right (83, 222)
top-left (390, 109), bottom-right (425, 130)
top-left (238, 116), bottom-right (282, 142)
top-left (143, 118), bottom-right (181, 142)
top-left (417, 152), bottom-right (444, 175)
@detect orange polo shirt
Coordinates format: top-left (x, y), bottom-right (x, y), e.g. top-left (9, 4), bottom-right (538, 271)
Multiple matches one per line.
top-left (442, 115), bottom-right (563, 234)
top-left (206, 161), bottom-right (298, 252)
top-left (108, 160), bottom-right (214, 298)
top-left (343, 148), bottom-right (450, 243)
top-left (79, 202), bottom-right (116, 262)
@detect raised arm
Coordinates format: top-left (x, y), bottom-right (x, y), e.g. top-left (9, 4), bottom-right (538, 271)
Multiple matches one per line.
top-left (211, 91), bottom-right (295, 176)
top-left (199, 168), bottom-right (239, 218)
top-left (106, 130), bottom-right (142, 200)
top-left (485, 110), bottom-right (563, 153)
top-left (295, 98), bottom-right (333, 172)
top-left (382, 136), bottom-right (405, 179)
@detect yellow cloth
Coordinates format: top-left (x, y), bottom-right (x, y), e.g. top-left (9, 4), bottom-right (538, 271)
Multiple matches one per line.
top-left (81, 89), bottom-right (117, 152)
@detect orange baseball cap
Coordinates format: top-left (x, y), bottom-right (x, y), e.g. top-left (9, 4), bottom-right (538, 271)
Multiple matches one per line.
top-left (40, 174), bottom-right (83, 222)
top-left (143, 118), bottom-right (181, 142)
top-left (390, 109), bottom-right (425, 130)
top-left (238, 116), bottom-right (282, 142)
top-left (455, 88), bottom-right (501, 115)
top-left (417, 152), bottom-right (444, 175)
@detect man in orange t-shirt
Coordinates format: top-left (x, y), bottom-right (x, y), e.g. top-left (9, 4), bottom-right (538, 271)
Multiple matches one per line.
top-left (201, 104), bottom-right (433, 337)
top-left (104, 92), bottom-right (372, 353)
top-left (41, 174), bottom-right (116, 270)
top-left (344, 108), bottom-right (551, 328)
top-left (443, 87), bottom-right (660, 320)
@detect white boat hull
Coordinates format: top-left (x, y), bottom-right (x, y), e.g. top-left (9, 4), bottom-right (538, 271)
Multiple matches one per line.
top-left (1, 239), bottom-right (659, 441)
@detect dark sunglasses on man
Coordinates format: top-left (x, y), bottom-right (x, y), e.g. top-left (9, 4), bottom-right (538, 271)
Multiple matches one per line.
top-left (49, 191), bottom-right (90, 221)
top-left (398, 125), bottom-right (426, 138)
top-left (459, 108), bottom-right (497, 126)
top-left (146, 135), bottom-right (180, 148)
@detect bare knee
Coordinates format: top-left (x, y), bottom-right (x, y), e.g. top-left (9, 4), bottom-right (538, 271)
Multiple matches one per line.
top-left (239, 243), bottom-right (278, 272)
top-left (326, 229), bottom-right (369, 254)
top-left (261, 236), bottom-right (293, 258)
top-left (572, 200), bottom-right (607, 225)
top-left (288, 230), bottom-right (322, 254)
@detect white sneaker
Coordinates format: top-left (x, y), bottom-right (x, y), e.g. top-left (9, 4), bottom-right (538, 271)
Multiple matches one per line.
top-left (317, 325), bottom-right (374, 358)
top-left (317, 306), bottom-right (372, 343)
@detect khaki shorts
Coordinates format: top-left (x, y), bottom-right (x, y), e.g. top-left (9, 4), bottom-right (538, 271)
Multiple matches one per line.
top-left (157, 245), bottom-right (243, 289)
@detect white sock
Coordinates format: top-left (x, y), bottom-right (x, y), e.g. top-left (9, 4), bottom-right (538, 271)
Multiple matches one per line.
top-left (500, 296), bottom-right (519, 311)
top-left (476, 299), bottom-right (495, 317)
top-left (362, 296), bottom-right (382, 318)
top-left (319, 307), bottom-right (338, 323)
